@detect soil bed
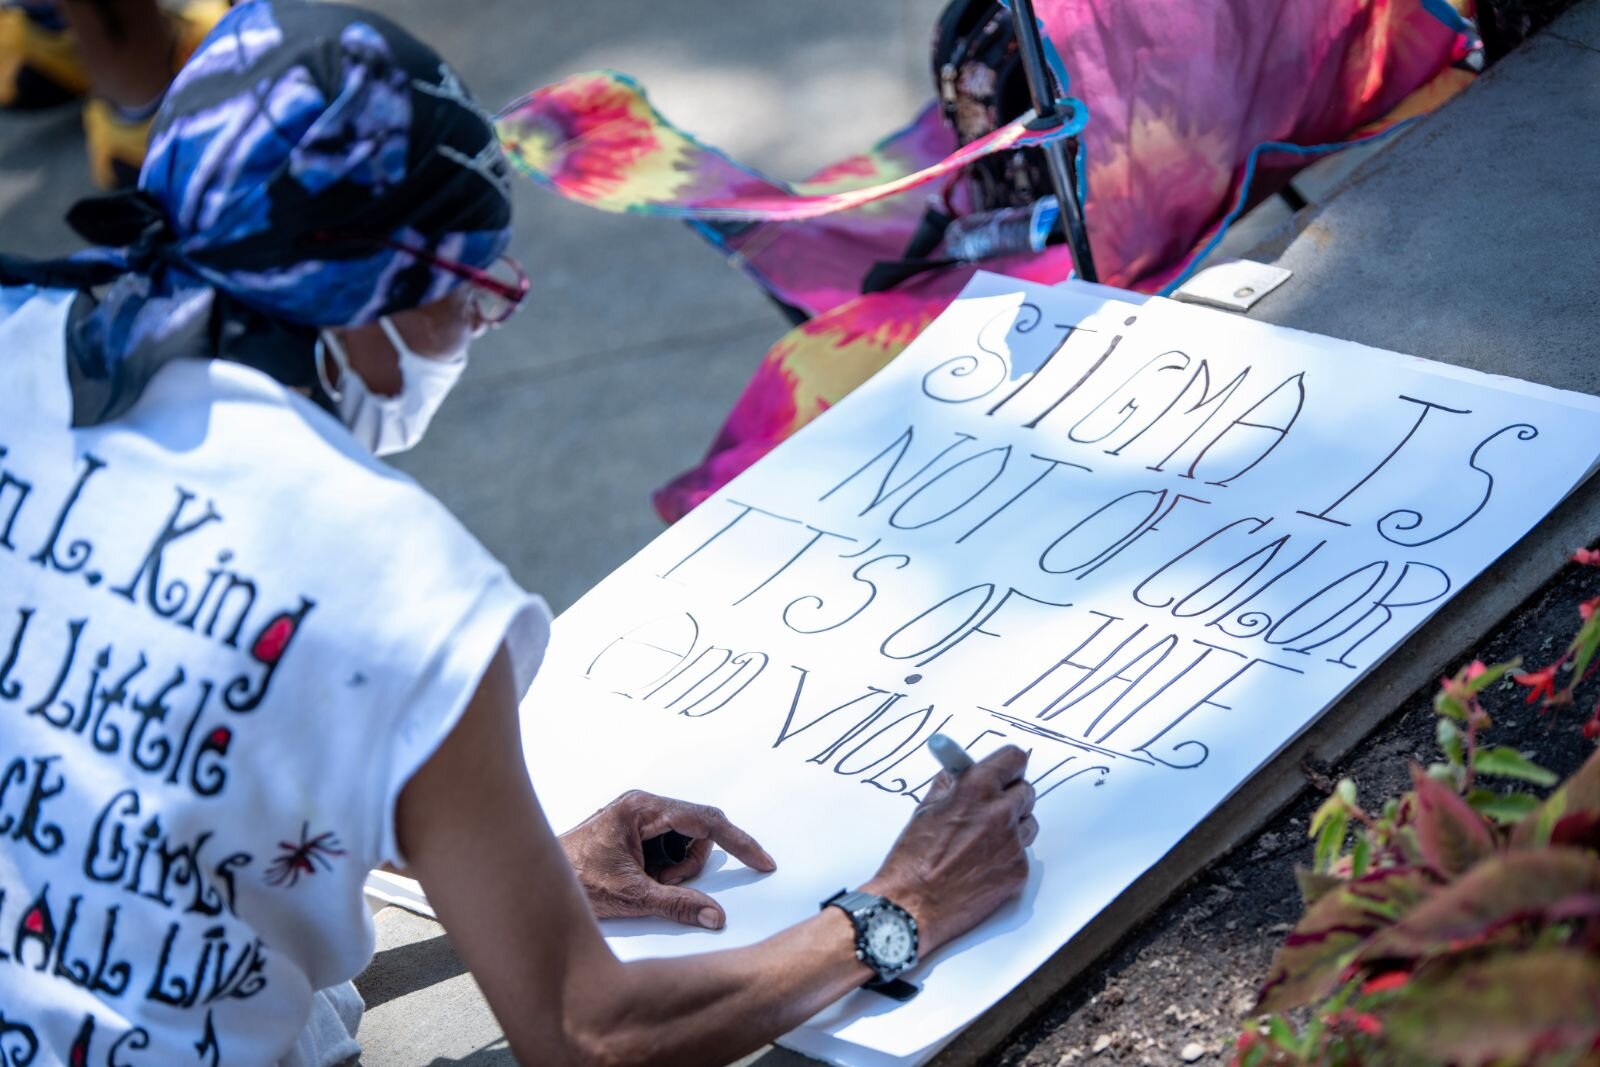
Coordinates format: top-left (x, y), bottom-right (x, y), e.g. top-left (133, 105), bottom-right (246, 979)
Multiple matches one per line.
top-left (987, 552), bottom-right (1600, 1067)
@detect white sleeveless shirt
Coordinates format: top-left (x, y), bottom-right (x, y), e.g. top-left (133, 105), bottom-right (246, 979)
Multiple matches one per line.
top-left (0, 287), bottom-right (549, 1065)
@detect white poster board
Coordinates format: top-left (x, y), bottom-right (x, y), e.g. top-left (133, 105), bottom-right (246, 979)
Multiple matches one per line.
top-left (519, 273), bottom-right (1600, 1066)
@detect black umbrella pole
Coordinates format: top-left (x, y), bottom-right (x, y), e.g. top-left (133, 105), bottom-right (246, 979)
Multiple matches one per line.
top-left (1041, 135), bottom-right (1097, 283)
top-left (1010, 0), bottom-right (1098, 282)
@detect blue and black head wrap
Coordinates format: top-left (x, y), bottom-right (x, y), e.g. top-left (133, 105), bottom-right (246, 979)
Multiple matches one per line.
top-left (0, 0), bottom-right (513, 426)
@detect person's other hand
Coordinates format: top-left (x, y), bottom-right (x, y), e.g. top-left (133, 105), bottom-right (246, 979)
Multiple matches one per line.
top-left (559, 790), bottom-right (777, 930)
top-left (862, 745), bottom-right (1037, 954)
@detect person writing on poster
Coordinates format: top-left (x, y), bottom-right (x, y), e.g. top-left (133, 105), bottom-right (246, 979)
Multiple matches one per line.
top-left (0, 3), bottom-right (1039, 1064)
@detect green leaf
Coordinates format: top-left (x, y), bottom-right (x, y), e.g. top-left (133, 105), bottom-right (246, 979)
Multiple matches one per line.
top-left (1324, 978), bottom-right (1360, 1014)
top-left (1569, 615), bottom-right (1600, 693)
top-left (1433, 690), bottom-right (1467, 721)
top-left (1308, 793), bottom-right (1343, 840)
top-left (1300, 1012), bottom-right (1324, 1059)
top-left (1265, 1015), bottom-right (1300, 1054)
top-left (1358, 849), bottom-right (1600, 962)
top-left (1514, 787), bottom-right (1566, 849)
top-left (1382, 951), bottom-right (1600, 1066)
top-left (1391, 824), bottom-right (1425, 867)
top-left (1255, 867), bottom-right (1438, 1014)
top-left (1350, 835), bottom-right (1372, 879)
top-left (1336, 778), bottom-right (1358, 807)
top-left (1473, 745), bottom-right (1559, 787)
top-left (1463, 659), bottom-right (1520, 695)
top-left (1315, 808), bottom-right (1349, 872)
top-left (1465, 789), bottom-right (1541, 825)
top-left (1436, 718), bottom-right (1464, 767)
top-left (1511, 747), bottom-right (1600, 849)
top-left (1563, 746), bottom-right (1600, 813)
top-left (1410, 764), bottom-right (1495, 876)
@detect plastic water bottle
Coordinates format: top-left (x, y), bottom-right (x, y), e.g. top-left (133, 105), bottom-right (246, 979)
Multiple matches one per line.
top-left (941, 196), bottom-right (1060, 262)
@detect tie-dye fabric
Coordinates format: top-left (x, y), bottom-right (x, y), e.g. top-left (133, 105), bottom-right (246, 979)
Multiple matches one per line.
top-left (500, 70), bottom-right (1087, 226)
top-left (501, 0), bottom-right (1476, 522)
top-left (0, 0), bottom-right (512, 426)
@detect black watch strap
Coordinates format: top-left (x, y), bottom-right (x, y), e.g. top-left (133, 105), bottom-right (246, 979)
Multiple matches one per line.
top-left (865, 976), bottom-right (921, 1001)
top-left (827, 889), bottom-right (882, 913)
top-left (822, 889), bottom-right (921, 1002)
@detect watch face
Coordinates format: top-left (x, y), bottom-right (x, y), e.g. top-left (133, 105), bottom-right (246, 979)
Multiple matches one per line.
top-left (864, 909), bottom-right (915, 968)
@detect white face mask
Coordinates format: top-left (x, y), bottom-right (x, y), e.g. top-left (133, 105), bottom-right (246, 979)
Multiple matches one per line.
top-left (316, 317), bottom-right (468, 456)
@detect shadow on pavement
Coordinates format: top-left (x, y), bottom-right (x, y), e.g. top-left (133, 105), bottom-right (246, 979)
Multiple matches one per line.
top-left (420, 1051), bottom-right (516, 1067)
top-left (355, 932), bottom-right (471, 1012)
top-left (359, 1041), bottom-right (515, 1066)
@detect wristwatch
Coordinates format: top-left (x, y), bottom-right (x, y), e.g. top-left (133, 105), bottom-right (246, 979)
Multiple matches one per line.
top-left (822, 889), bottom-right (921, 1001)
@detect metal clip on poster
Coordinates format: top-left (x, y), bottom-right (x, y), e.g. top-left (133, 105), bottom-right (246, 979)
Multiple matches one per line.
top-left (1008, 0), bottom-right (1098, 283)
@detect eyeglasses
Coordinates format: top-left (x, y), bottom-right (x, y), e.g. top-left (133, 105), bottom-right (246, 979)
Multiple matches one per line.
top-left (379, 237), bottom-right (530, 326)
top-left (312, 231), bottom-right (531, 326)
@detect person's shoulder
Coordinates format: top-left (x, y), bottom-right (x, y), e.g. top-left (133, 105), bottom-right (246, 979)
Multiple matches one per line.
top-left (138, 358), bottom-right (489, 549)
top-left (0, 284), bottom-right (75, 330)
top-left (0, 284), bottom-right (74, 314)
top-left (145, 358), bottom-right (413, 483)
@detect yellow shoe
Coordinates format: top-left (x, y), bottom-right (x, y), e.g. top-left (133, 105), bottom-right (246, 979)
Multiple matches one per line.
top-left (83, 96), bottom-right (153, 189)
top-left (0, 3), bottom-right (89, 110)
top-left (170, 0), bottom-right (229, 64)
top-left (80, 0), bottom-right (231, 189)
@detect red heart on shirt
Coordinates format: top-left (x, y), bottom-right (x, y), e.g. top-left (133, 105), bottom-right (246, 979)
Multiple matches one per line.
top-left (252, 616), bottom-right (295, 663)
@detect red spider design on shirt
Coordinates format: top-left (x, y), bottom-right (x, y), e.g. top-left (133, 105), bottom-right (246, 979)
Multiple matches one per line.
top-left (265, 822), bottom-right (347, 887)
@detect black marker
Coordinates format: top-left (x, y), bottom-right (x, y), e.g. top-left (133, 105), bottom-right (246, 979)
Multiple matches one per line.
top-left (641, 830), bottom-right (694, 872)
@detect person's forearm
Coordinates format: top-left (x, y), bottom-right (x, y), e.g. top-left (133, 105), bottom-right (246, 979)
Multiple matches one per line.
top-left (561, 908), bottom-right (875, 1067)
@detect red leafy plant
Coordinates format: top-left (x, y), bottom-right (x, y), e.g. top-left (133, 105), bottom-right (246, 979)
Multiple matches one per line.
top-left (1233, 549), bottom-right (1600, 1067)
top-left (1514, 546), bottom-right (1600, 741)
